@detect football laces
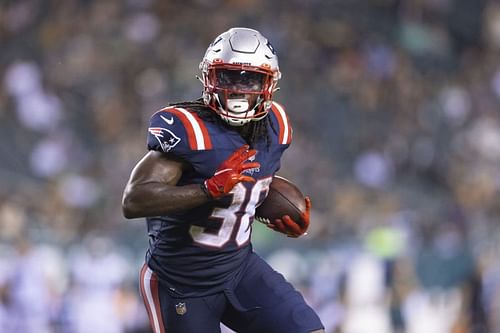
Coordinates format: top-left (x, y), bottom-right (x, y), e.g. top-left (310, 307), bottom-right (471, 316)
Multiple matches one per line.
top-left (254, 216), bottom-right (270, 225)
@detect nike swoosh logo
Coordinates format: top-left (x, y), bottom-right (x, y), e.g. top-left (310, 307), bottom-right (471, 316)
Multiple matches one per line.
top-left (160, 115), bottom-right (174, 125)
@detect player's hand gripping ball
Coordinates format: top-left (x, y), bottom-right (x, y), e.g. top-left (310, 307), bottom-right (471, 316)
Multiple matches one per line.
top-left (255, 176), bottom-right (311, 238)
top-left (204, 145), bottom-right (260, 198)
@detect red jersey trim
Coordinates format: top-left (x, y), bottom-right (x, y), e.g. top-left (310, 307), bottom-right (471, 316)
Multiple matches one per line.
top-left (271, 102), bottom-right (292, 145)
top-left (157, 106), bottom-right (213, 150)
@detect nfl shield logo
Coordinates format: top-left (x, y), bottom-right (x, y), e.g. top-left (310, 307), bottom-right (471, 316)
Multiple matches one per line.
top-left (175, 302), bottom-right (187, 315)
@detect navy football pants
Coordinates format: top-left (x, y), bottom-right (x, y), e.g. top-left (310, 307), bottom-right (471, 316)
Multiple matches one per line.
top-left (139, 252), bottom-right (324, 333)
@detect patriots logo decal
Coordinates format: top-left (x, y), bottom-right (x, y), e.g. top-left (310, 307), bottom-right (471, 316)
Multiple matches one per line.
top-left (148, 127), bottom-right (181, 152)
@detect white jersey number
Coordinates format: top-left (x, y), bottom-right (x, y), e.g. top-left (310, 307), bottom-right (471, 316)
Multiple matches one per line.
top-left (190, 177), bottom-right (272, 248)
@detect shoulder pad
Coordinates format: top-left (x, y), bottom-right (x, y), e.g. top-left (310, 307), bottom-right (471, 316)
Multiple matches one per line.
top-left (269, 102), bottom-right (292, 145)
top-left (147, 106), bottom-right (213, 154)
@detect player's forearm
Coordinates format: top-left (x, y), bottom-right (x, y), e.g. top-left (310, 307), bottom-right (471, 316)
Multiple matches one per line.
top-left (122, 182), bottom-right (209, 218)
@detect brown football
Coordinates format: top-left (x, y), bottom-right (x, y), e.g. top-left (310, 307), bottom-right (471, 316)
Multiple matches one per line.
top-left (255, 176), bottom-right (306, 227)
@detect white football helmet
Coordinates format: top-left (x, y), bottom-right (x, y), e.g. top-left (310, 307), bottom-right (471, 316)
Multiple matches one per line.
top-left (199, 27), bottom-right (281, 126)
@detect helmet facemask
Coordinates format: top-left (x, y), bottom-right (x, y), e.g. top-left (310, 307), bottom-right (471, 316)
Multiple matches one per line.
top-left (203, 64), bottom-right (276, 126)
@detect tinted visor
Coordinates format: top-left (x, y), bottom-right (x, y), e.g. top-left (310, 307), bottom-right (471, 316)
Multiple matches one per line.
top-left (215, 69), bottom-right (265, 92)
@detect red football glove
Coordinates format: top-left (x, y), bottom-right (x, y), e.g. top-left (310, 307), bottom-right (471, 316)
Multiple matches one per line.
top-left (266, 197), bottom-right (311, 238)
top-left (204, 145), bottom-right (260, 198)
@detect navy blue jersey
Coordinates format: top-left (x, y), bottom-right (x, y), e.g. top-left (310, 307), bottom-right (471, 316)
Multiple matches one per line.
top-left (145, 102), bottom-right (292, 297)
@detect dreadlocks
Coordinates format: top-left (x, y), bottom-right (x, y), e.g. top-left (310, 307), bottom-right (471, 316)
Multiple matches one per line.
top-left (168, 99), bottom-right (276, 149)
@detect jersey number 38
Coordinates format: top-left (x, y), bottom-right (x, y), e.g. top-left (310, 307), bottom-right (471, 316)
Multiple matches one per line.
top-left (189, 177), bottom-right (272, 248)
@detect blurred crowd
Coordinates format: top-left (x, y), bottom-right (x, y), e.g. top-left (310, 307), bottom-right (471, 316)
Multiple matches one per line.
top-left (1, 0), bottom-right (500, 332)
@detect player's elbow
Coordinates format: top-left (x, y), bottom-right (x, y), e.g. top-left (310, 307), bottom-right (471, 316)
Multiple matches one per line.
top-left (121, 189), bottom-right (142, 219)
top-left (122, 204), bottom-right (135, 219)
top-left (121, 198), bottom-right (136, 219)
top-left (122, 200), bottom-right (141, 219)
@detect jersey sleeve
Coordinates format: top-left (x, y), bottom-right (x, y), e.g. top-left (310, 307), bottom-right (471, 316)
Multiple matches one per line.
top-left (147, 107), bottom-right (213, 159)
top-left (268, 101), bottom-right (293, 146)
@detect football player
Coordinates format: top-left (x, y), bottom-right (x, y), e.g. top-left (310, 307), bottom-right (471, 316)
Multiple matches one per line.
top-left (122, 27), bottom-right (325, 333)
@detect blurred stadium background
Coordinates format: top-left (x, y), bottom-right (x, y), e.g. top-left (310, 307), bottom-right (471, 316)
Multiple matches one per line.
top-left (1, 0), bottom-right (500, 332)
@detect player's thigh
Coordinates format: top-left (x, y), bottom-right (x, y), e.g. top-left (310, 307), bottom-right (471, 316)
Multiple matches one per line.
top-left (139, 264), bottom-right (225, 333)
top-left (222, 253), bottom-right (324, 333)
